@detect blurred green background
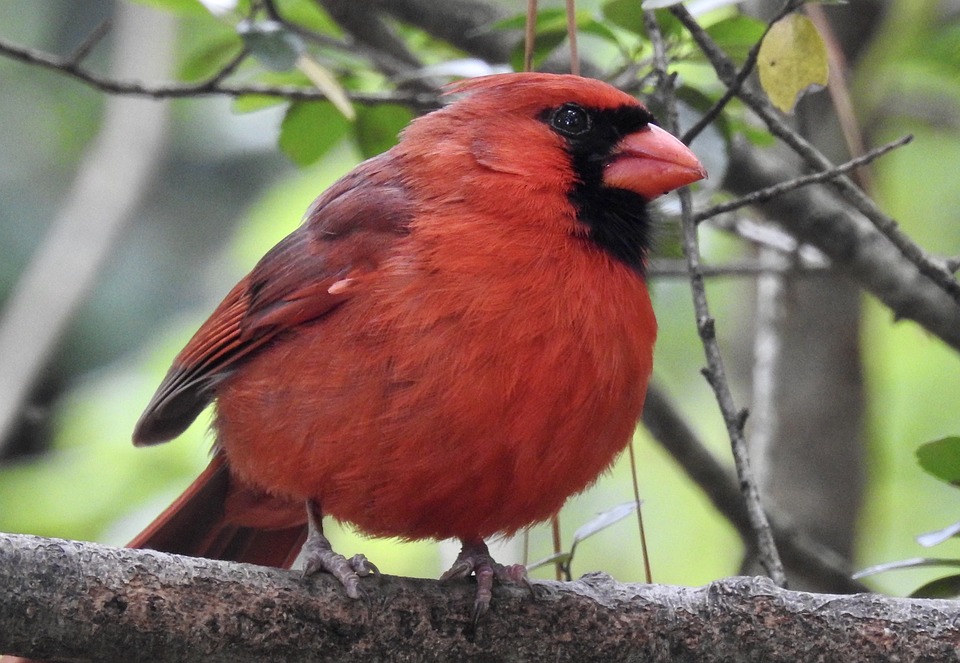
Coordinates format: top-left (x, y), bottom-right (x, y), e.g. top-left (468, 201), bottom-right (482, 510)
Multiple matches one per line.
top-left (1, 0), bottom-right (959, 595)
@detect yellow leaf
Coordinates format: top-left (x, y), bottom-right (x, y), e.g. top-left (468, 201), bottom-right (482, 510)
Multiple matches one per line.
top-left (757, 13), bottom-right (829, 113)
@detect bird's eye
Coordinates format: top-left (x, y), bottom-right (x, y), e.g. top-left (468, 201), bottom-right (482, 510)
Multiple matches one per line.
top-left (549, 104), bottom-right (591, 137)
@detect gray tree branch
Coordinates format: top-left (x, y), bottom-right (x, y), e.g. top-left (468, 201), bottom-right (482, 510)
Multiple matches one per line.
top-left (2, 533), bottom-right (957, 662)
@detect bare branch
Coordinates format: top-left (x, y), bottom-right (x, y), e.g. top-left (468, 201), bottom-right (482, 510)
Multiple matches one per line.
top-left (4, 533), bottom-right (958, 662)
top-left (65, 18), bottom-right (112, 67)
top-left (694, 134), bottom-right (914, 225)
top-left (647, 258), bottom-right (827, 279)
top-left (0, 34), bottom-right (436, 109)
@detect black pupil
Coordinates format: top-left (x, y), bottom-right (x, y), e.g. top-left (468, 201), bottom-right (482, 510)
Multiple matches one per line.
top-left (552, 105), bottom-right (589, 135)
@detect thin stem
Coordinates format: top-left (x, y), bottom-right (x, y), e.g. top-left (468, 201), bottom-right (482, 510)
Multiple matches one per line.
top-left (566, 0), bottom-right (579, 76)
top-left (0, 35), bottom-right (436, 109)
top-left (525, 0), bottom-right (538, 72)
top-left (646, 8), bottom-right (787, 587)
top-left (693, 135), bottom-right (913, 225)
top-left (627, 439), bottom-right (653, 584)
top-left (551, 516), bottom-right (564, 581)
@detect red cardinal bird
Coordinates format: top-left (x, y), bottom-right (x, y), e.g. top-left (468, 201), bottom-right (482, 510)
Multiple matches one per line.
top-left (129, 73), bottom-right (705, 615)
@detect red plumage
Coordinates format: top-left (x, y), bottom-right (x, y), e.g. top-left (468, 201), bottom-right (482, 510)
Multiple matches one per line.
top-left (130, 73), bottom-right (705, 608)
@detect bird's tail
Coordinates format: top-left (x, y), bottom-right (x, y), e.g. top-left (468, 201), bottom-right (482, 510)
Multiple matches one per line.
top-left (128, 452), bottom-right (308, 567)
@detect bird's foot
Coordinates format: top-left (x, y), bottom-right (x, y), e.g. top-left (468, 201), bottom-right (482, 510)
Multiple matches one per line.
top-left (302, 501), bottom-right (379, 599)
top-left (440, 539), bottom-right (530, 621)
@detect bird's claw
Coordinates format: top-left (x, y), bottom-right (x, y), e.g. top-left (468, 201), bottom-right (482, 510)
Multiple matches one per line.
top-left (302, 534), bottom-right (378, 599)
top-left (440, 541), bottom-right (530, 621)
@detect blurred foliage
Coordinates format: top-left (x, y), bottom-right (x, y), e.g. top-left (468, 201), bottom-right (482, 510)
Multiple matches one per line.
top-left (0, 0), bottom-right (959, 595)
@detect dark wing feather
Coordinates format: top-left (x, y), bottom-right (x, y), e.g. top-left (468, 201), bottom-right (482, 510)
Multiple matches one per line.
top-left (133, 156), bottom-right (413, 446)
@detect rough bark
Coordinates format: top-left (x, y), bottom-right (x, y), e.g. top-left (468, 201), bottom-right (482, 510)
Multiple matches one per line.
top-left (2, 533), bottom-right (959, 662)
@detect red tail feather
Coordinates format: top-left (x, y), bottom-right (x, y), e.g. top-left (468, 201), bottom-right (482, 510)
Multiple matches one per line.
top-left (128, 453), bottom-right (307, 569)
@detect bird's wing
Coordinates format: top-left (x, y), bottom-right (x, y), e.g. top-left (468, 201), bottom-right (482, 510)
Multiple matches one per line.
top-left (133, 158), bottom-right (412, 446)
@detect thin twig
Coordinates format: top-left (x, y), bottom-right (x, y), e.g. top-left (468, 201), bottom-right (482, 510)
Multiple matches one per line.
top-left (646, 8), bottom-right (787, 588)
top-left (646, 258), bottom-right (828, 279)
top-left (525, 0), bottom-right (538, 72)
top-left (693, 134), bottom-right (913, 225)
top-left (671, 4), bottom-right (960, 309)
top-left (66, 19), bottom-right (112, 67)
top-left (565, 0), bottom-right (579, 76)
top-left (0, 35), bottom-right (436, 109)
top-left (627, 439), bottom-right (653, 584)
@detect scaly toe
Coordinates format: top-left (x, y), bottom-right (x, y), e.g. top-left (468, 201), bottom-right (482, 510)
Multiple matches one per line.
top-left (349, 553), bottom-right (380, 578)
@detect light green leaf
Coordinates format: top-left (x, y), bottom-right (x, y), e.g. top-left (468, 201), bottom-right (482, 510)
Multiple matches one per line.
top-left (603, 0), bottom-right (681, 40)
top-left (705, 15), bottom-right (766, 63)
top-left (279, 101), bottom-right (351, 167)
top-left (910, 574), bottom-right (960, 599)
top-left (232, 94), bottom-right (287, 114)
top-left (354, 104), bottom-right (414, 158)
top-left (757, 13), bottom-right (829, 113)
top-left (238, 19), bottom-right (304, 72)
top-left (127, 0), bottom-right (210, 15)
top-left (916, 436), bottom-right (960, 487)
top-left (179, 32), bottom-right (242, 82)
top-left (641, 0), bottom-right (684, 8)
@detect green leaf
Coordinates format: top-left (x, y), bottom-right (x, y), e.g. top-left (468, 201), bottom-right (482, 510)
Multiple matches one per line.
top-left (492, 7), bottom-right (567, 32)
top-left (603, 0), bottom-right (644, 35)
top-left (641, 0), bottom-right (684, 8)
top-left (509, 29), bottom-right (568, 71)
top-left (354, 104), bottom-right (414, 158)
top-left (705, 15), bottom-right (766, 63)
top-left (603, 0), bottom-right (681, 40)
top-left (577, 18), bottom-right (622, 47)
top-left (917, 436), bottom-right (960, 486)
top-left (757, 13), bottom-right (829, 113)
top-left (281, 0), bottom-right (340, 35)
top-left (179, 32), bottom-right (243, 82)
top-left (232, 94), bottom-right (287, 114)
top-left (127, 0), bottom-right (210, 15)
top-left (279, 101), bottom-right (351, 167)
top-left (910, 574), bottom-right (960, 599)
top-left (238, 19), bottom-right (304, 72)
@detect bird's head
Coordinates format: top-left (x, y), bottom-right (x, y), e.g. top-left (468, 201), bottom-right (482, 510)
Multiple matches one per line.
top-left (398, 73), bottom-right (706, 270)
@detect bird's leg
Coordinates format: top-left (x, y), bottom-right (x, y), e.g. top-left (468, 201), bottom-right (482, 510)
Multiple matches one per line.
top-left (301, 500), bottom-right (379, 599)
top-left (439, 538), bottom-right (529, 620)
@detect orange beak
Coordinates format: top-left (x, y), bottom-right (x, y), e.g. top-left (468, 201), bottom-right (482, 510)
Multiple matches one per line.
top-left (603, 124), bottom-right (707, 200)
